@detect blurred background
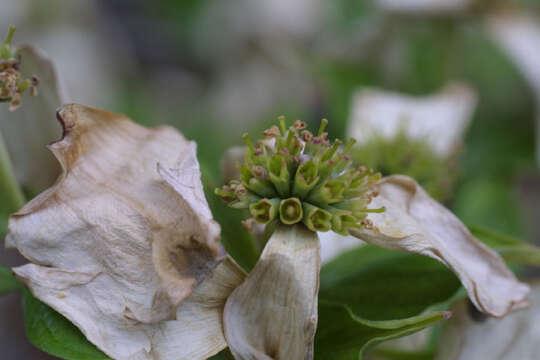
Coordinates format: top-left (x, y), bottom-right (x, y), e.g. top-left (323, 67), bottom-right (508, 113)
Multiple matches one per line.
top-left (1, 0), bottom-right (540, 358)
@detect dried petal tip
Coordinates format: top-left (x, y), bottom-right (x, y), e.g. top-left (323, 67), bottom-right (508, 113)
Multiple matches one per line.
top-left (7, 104), bottom-right (226, 359)
top-left (350, 175), bottom-right (530, 317)
top-left (216, 116), bottom-right (383, 235)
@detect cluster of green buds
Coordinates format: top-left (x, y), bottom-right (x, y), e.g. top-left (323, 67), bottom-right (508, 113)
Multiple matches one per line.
top-left (216, 117), bottom-right (384, 235)
top-left (351, 129), bottom-right (455, 202)
top-left (1, 26), bottom-right (39, 112)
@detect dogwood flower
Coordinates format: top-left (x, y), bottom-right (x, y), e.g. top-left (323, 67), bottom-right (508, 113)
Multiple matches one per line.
top-left (7, 107), bottom-right (529, 360)
top-left (217, 117), bottom-right (528, 358)
top-left (6, 104), bottom-right (245, 360)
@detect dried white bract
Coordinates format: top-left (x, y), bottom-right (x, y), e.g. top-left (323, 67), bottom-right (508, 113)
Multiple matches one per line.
top-left (350, 175), bottom-right (529, 318)
top-left (436, 282), bottom-right (540, 360)
top-left (347, 83), bottom-right (477, 157)
top-left (6, 104), bottom-right (244, 359)
top-left (224, 224), bottom-right (320, 360)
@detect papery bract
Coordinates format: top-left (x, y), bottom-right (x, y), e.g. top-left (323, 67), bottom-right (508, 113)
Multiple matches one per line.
top-left (348, 83), bottom-right (477, 157)
top-left (350, 175), bottom-right (529, 317)
top-left (6, 104), bottom-right (243, 360)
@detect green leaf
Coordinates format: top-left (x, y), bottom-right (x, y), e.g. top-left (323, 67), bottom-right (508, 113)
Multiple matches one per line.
top-left (201, 162), bottom-right (258, 272)
top-left (0, 265), bottom-right (22, 294)
top-left (319, 245), bottom-right (461, 321)
top-left (470, 225), bottom-right (540, 266)
top-left (453, 179), bottom-right (525, 237)
top-left (208, 349), bottom-right (235, 360)
top-left (314, 301), bottom-right (449, 360)
top-left (315, 245), bottom-right (461, 359)
top-left (23, 289), bottom-right (110, 360)
top-left (1, 213), bottom-right (7, 236)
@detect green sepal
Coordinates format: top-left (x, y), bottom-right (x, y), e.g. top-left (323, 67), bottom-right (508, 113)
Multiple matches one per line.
top-left (239, 165), bottom-right (277, 198)
top-left (267, 154), bottom-right (290, 197)
top-left (330, 210), bottom-right (360, 236)
top-left (279, 197), bottom-right (303, 224)
top-left (302, 202), bottom-right (332, 232)
top-left (292, 159), bottom-right (320, 199)
top-left (308, 178), bottom-right (346, 206)
top-left (250, 198), bottom-right (280, 224)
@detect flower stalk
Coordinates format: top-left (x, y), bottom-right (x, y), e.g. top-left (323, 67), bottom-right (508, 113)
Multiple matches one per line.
top-left (0, 129), bottom-right (25, 213)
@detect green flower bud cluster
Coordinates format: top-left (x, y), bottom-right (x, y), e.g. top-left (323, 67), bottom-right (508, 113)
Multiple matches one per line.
top-left (351, 129), bottom-right (455, 202)
top-left (1, 26), bottom-right (39, 112)
top-left (216, 117), bottom-right (384, 234)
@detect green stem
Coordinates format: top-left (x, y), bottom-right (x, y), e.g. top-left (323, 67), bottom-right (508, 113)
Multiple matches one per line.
top-left (537, 112), bottom-right (540, 169)
top-left (5, 26), bottom-right (15, 45)
top-left (0, 129), bottom-right (25, 213)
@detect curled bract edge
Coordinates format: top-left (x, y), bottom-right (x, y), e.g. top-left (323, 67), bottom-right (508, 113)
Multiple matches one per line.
top-left (6, 104), bottom-right (243, 359)
top-left (350, 175), bottom-right (530, 318)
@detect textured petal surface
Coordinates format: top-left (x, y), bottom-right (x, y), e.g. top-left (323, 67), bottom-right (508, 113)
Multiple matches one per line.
top-left (348, 83), bottom-right (477, 157)
top-left (6, 104), bottom-right (227, 359)
top-left (0, 45), bottom-right (66, 191)
top-left (350, 175), bottom-right (529, 317)
top-left (224, 224), bottom-right (320, 360)
top-left (436, 282), bottom-right (540, 360)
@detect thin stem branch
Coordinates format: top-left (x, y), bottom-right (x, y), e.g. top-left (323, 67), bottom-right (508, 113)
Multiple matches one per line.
top-left (537, 112), bottom-right (540, 169)
top-left (0, 129), bottom-right (25, 213)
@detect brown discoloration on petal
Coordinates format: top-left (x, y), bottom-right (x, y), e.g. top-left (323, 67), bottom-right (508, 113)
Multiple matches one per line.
top-left (224, 224), bottom-right (320, 360)
top-left (350, 175), bottom-right (529, 318)
top-left (6, 104), bottom-right (225, 359)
